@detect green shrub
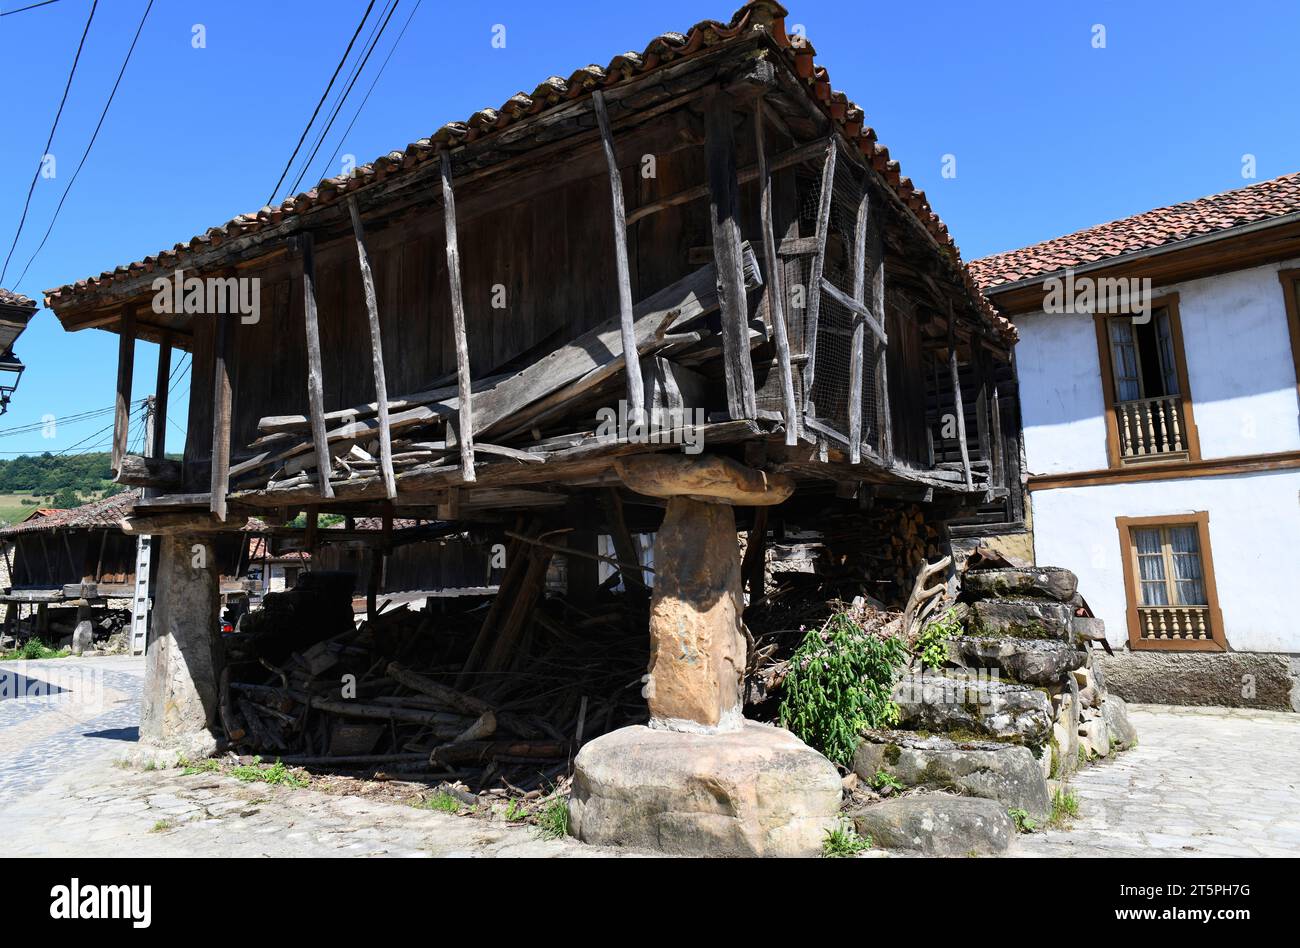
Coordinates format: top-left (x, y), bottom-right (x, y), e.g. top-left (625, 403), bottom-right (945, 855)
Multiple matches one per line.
top-left (1008, 808), bottom-right (1037, 833)
top-left (822, 821), bottom-right (872, 857)
top-left (779, 613), bottom-right (905, 766)
top-left (869, 768), bottom-right (904, 792)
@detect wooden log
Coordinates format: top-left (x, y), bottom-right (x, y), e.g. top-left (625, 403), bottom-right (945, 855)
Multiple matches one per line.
top-left (209, 309), bottom-right (232, 520)
top-left (874, 252), bottom-right (892, 462)
top-left (704, 89), bottom-right (757, 421)
top-left (387, 661), bottom-right (539, 738)
top-left (592, 90), bottom-right (645, 427)
top-left (111, 305), bottom-right (135, 479)
top-left (599, 487), bottom-right (646, 591)
top-left (439, 150), bottom-right (477, 484)
top-left (431, 740), bottom-right (569, 766)
top-left (848, 179), bottom-right (870, 465)
top-left (300, 233), bottom-right (334, 498)
top-left (802, 137), bottom-right (837, 413)
top-left (347, 197), bottom-right (398, 499)
top-left (754, 102), bottom-right (799, 446)
top-left (151, 331), bottom-right (171, 462)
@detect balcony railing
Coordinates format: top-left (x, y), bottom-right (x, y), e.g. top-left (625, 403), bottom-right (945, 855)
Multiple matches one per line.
top-left (1116, 394), bottom-right (1186, 461)
top-left (1137, 604), bottom-right (1211, 641)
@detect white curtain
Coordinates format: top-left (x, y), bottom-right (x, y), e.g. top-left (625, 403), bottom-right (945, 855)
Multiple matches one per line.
top-left (1168, 526), bottom-right (1206, 605)
top-left (1134, 527), bottom-right (1168, 606)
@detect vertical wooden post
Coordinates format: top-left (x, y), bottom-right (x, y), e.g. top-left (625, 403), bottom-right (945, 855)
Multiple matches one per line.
top-left (592, 90), bottom-right (646, 427)
top-left (152, 331), bottom-right (171, 462)
top-left (847, 178), bottom-right (870, 464)
top-left (439, 150), bottom-right (477, 484)
top-left (704, 90), bottom-right (758, 421)
top-left (347, 197), bottom-right (398, 499)
top-left (947, 304), bottom-right (973, 489)
top-left (111, 305), bottom-right (135, 478)
top-left (209, 309), bottom-right (233, 520)
top-left (300, 233), bottom-right (335, 499)
top-left (874, 253), bottom-right (891, 462)
top-left (753, 103), bottom-right (798, 445)
top-left (802, 137), bottom-right (838, 414)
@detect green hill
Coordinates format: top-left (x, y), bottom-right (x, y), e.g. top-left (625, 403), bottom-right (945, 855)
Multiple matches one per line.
top-left (0, 452), bottom-right (125, 524)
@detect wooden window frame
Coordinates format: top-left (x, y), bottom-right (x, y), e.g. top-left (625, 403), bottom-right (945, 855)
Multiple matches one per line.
top-left (1115, 511), bottom-right (1225, 651)
top-left (1280, 268), bottom-right (1300, 407)
top-left (1093, 292), bottom-right (1201, 468)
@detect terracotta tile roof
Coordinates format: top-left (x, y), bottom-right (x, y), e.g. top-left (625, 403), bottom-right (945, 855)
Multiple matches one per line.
top-left (0, 288), bottom-right (36, 310)
top-left (246, 535), bottom-right (311, 562)
top-left (41, 1), bottom-right (1011, 341)
top-left (0, 489), bottom-right (140, 537)
top-left (971, 171), bottom-right (1300, 292)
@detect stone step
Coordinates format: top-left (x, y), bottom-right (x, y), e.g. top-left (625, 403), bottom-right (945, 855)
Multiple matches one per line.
top-left (970, 598), bottom-right (1075, 641)
top-left (963, 566), bottom-right (1077, 603)
top-left (892, 672), bottom-right (1053, 744)
top-left (854, 729), bottom-right (1051, 824)
top-left (850, 794), bottom-right (1015, 855)
top-left (947, 636), bottom-right (1086, 685)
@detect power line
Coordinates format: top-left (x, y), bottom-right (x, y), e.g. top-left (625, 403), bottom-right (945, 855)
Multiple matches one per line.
top-left (0, 0), bottom-right (63, 16)
top-left (13, 0), bottom-right (154, 288)
top-left (316, 0), bottom-right (422, 188)
top-left (0, 404), bottom-right (117, 438)
top-left (266, 0), bottom-right (377, 206)
top-left (0, 0), bottom-right (98, 285)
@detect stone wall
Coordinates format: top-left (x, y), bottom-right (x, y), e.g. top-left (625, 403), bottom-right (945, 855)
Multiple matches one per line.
top-left (1096, 650), bottom-right (1300, 713)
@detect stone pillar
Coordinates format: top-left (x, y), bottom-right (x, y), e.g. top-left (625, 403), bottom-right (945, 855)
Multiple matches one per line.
top-left (71, 602), bottom-right (95, 656)
top-left (138, 532), bottom-right (221, 761)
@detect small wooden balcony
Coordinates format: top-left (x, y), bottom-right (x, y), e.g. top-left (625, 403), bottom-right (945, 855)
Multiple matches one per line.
top-left (1116, 394), bottom-right (1188, 463)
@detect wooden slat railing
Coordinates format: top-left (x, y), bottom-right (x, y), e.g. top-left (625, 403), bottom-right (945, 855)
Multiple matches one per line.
top-left (1137, 604), bottom-right (1211, 641)
top-left (1117, 394), bottom-right (1185, 460)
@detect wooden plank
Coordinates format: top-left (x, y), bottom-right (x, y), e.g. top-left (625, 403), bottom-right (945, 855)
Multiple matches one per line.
top-left (802, 137), bottom-right (837, 413)
top-left (592, 90), bottom-right (646, 427)
top-left (151, 331), bottom-right (171, 461)
top-left (754, 103), bottom-right (799, 446)
top-left (947, 307), bottom-right (973, 489)
top-left (819, 277), bottom-right (886, 344)
top-left (209, 310), bottom-right (233, 520)
top-left (300, 233), bottom-right (334, 499)
top-left (111, 305), bottom-right (135, 478)
top-left (847, 179), bottom-right (870, 464)
top-left (347, 196), bottom-right (398, 499)
top-left (439, 150), bottom-right (477, 484)
top-left (874, 252), bottom-right (891, 462)
top-left (704, 90), bottom-right (757, 420)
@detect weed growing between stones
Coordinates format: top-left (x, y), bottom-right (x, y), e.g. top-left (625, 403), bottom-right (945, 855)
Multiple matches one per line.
top-left (0, 638), bottom-right (69, 662)
top-left (869, 768), bottom-right (904, 792)
top-left (1049, 787), bottom-right (1079, 827)
top-left (419, 791), bottom-right (463, 813)
top-left (230, 758), bottom-right (309, 788)
top-left (150, 819), bottom-right (175, 833)
top-left (177, 757), bottom-right (220, 776)
top-left (536, 798), bottom-right (570, 839)
top-left (822, 820), bottom-right (872, 857)
top-left (780, 612), bottom-right (905, 766)
top-left (1008, 808), bottom-right (1037, 833)
top-left (915, 609), bottom-right (961, 668)
top-left (504, 799), bottom-right (528, 822)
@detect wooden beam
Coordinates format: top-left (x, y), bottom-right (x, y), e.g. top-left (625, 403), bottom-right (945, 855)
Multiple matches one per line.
top-left (115, 454), bottom-right (182, 488)
top-left (300, 233), bottom-right (335, 499)
top-left (703, 89), bottom-right (757, 420)
top-left (209, 307), bottom-right (233, 520)
top-left (439, 150), bottom-right (477, 484)
top-left (347, 196), bottom-right (398, 499)
top-left (111, 305), bottom-right (135, 478)
top-left (753, 102), bottom-right (799, 446)
top-left (819, 277), bottom-right (885, 344)
top-left (151, 331), bottom-right (171, 462)
top-left (592, 90), bottom-right (646, 428)
top-left (847, 178), bottom-right (870, 465)
top-left (802, 137), bottom-right (837, 413)
top-left (874, 245), bottom-right (892, 462)
top-left (947, 304), bottom-right (973, 489)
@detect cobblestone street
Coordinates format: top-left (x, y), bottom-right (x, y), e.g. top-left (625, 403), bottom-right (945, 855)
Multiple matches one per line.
top-left (2, 657), bottom-right (1298, 857)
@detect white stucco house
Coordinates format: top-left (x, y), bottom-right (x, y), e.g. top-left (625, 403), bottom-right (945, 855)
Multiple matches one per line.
top-left (972, 173), bottom-right (1300, 709)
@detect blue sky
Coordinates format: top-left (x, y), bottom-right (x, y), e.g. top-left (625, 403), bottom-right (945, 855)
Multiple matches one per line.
top-left (0, 0), bottom-right (1297, 457)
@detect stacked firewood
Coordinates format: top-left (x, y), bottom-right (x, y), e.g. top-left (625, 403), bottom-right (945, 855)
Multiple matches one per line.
top-left (220, 579), bottom-right (649, 793)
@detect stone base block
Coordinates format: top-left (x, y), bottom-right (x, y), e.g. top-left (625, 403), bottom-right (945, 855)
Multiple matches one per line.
top-left (1094, 650), bottom-right (1300, 712)
top-left (568, 721), bottom-right (842, 857)
top-left (118, 731), bottom-right (218, 770)
top-left (850, 795), bottom-right (1014, 855)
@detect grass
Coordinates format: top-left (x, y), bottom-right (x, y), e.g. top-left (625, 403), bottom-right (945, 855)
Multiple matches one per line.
top-left (178, 757), bottom-right (220, 776)
top-left (229, 757), bottom-right (309, 788)
top-left (150, 819), bottom-right (175, 834)
top-left (419, 791), bottom-right (462, 814)
top-left (0, 638), bottom-right (70, 662)
top-left (1008, 808), bottom-right (1037, 833)
top-left (1049, 787), bottom-right (1080, 828)
top-left (536, 798), bottom-right (569, 839)
top-left (504, 798), bottom-right (528, 822)
top-left (822, 821), bottom-right (872, 857)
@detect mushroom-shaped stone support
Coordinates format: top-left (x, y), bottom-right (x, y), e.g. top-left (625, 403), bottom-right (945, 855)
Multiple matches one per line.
top-left (614, 454), bottom-right (794, 732)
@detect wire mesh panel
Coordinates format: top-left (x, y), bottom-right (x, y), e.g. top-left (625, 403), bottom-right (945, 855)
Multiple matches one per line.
top-left (798, 158), bottom-right (884, 454)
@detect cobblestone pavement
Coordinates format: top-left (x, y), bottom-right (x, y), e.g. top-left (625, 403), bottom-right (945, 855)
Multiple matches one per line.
top-left (4, 659), bottom-right (1298, 857)
top-left (1014, 705), bottom-right (1300, 858)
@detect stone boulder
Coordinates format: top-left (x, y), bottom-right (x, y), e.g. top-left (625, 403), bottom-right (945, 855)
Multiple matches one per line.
top-left (1071, 616), bottom-right (1107, 644)
top-left (947, 636), bottom-right (1085, 685)
top-left (850, 794), bottom-right (1014, 855)
top-left (970, 598), bottom-right (1074, 641)
top-left (569, 722), bottom-right (842, 857)
top-left (1080, 712), bottom-right (1111, 758)
top-left (963, 567), bottom-right (1077, 603)
top-left (854, 730), bottom-right (1050, 823)
top-left (1102, 695), bottom-right (1138, 750)
top-left (893, 673), bottom-right (1053, 744)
